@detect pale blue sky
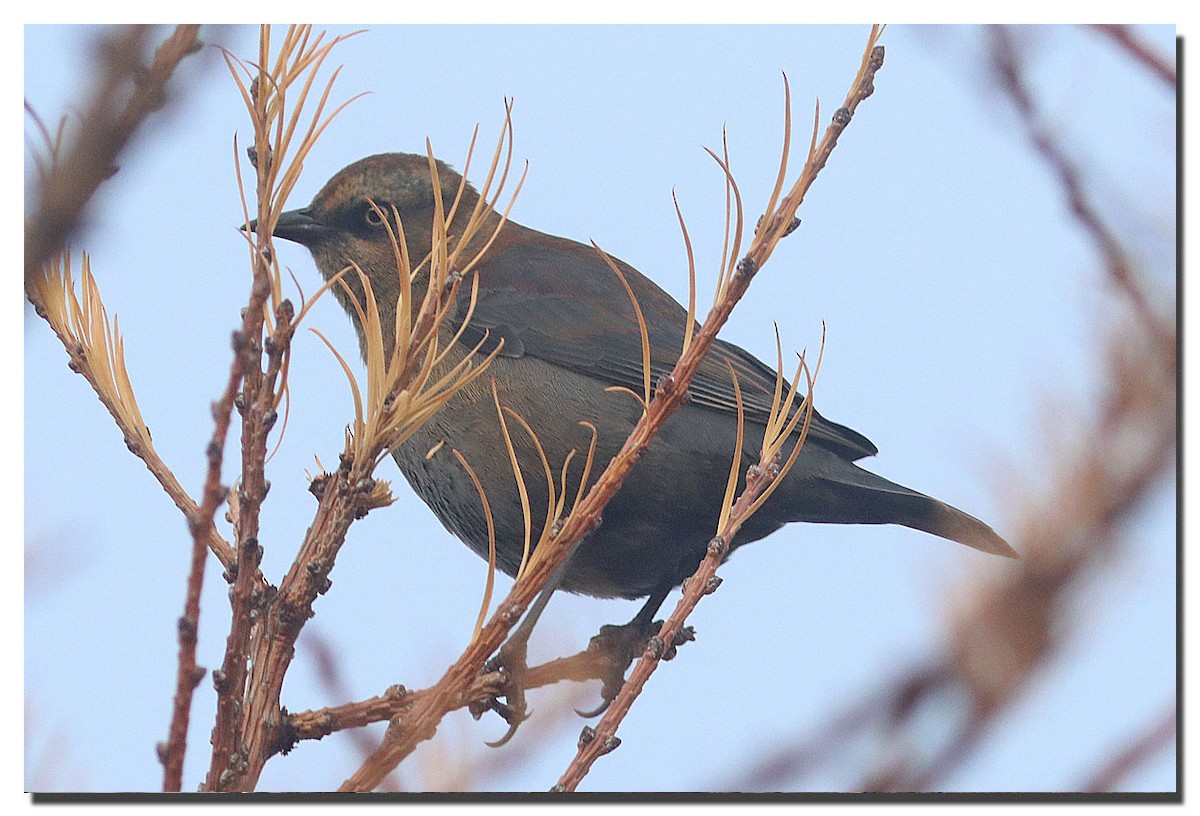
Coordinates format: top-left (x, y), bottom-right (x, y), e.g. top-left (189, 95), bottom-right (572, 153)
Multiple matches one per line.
top-left (24, 24), bottom-right (1176, 793)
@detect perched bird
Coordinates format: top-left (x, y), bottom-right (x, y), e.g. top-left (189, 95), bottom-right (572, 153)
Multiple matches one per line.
top-left (268, 152), bottom-right (1015, 726)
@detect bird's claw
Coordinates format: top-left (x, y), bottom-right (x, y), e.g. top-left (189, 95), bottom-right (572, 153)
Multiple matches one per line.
top-left (575, 617), bottom-right (664, 719)
top-left (483, 700), bottom-right (526, 748)
top-left (481, 636), bottom-right (533, 747)
top-left (574, 699), bottom-right (609, 719)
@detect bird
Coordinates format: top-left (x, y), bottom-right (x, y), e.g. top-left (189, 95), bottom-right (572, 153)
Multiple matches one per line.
top-left (266, 151), bottom-right (1016, 733)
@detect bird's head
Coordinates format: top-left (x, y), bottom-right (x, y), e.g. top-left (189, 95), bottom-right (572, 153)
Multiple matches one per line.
top-left (269, 152), bottom-right (482, 282)
top-left (256, 152), bottom-right (492, 354)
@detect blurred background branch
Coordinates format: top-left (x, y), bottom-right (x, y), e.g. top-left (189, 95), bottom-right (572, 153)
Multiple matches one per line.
top-left (24, 25), bottom-right (203, 286)
top-left (720, 23), bottom-right (1176, 793)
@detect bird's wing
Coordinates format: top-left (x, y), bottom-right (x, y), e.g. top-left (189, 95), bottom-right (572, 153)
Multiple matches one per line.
top-left (453, 231), bottom-right (878, 461)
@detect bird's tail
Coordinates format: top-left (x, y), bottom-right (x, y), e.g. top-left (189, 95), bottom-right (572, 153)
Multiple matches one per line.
top-left (792, 459), bottom-right (1018, 558)
top-left (904, 493), bottom-right (1017, 558)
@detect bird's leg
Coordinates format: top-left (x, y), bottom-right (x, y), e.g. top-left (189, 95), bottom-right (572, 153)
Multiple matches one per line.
top-left (480, 565), bottom-right (677, 744)
top-left (575, 581), bottom-right (674, 718)
top-left (480, 553), bottom-right (573, 747)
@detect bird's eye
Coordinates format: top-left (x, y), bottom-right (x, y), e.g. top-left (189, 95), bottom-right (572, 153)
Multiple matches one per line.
top-left (364, 205), bottom-right (387, 227)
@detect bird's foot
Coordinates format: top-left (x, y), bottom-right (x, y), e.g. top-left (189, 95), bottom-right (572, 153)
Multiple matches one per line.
top-left (478, 634), bottom-right (533, 748)
top-left (576, 617), bottom-right (694, 718)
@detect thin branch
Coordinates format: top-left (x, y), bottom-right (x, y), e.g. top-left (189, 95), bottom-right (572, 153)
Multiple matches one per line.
top-left (286, 645), bottom-right (624, 746)
top-left (206, 25), bottom-right (358, 792)
top-left (24, 25), bottom-right (203, 284)
top-left (556, 349), bottom-right (817, 790)
top-left (159, 327), bottom-right (249, 792)
top-left (305, 633), bottom-right (405, 791)
top-left (1080, 705), bottom-right (1176, 792)
top-left (988, 25), bottom-right (1172, 353)
top-left (26, 254), bottom-right (241, 575)
top-left (1088, 24), bottom-right (1176, 89)
top-left (721, 662), bottom-right (953, 791)
top-left (215, 34), bottom-right (516, 792)
top-left (718, 29), bottom-right (1175, 792)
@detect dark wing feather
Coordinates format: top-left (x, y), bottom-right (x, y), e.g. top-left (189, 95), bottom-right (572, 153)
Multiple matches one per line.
top-left (454, 228), bottom-right (877, 461)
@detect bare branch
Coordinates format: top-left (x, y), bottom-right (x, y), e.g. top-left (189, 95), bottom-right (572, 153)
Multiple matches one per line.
top-left (24, 25), bottom-right (203, 284)
top-left (1089, 24), bottom-right (1176, 89)
top-left (988, 25), bottom-right (1172, 352)
top-left (1080, 705), bottom-right (1176, 792)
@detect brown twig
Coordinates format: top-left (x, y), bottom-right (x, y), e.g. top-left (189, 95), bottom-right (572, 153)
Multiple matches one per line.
top-left (209, 29), bottom-right (514, 791)
top-left (205, 26), bottom-right (362, 791)
top-left (24, 27), bottom-right (240, 578)
top-left (988, 26), bottom-right (1172, 354)
top-left (556, 354), bottom-right (818, 790)
top-left (203, 214), bottom-right (286, 792)
top-left (285, 642), bottom-right (624, 747)
top-left (304, 634), bottom-right (405, 791)
top-left (160, 326), bottom-right (252, 792)
top-left (339, 24), bottom-right (885, 794)
top-left (552, 29), bottom-right (882, 792)
top-left (25, 257), bottom-right (241, 575)
top-left (856, 287), bottom-right (1174, 793)
top-left (721, 663), bottom-right (953, 791)
top-left (724, 28), bottom-right (1175, 793)
top-left (1088, 25), bottom-right (1176, 89)
top-left (859, 27), bottom-right (1178, 795)
top-left (1080, 705), bottom-right (1176, 792)
top-left (24, 25), bottom-right (203, 285)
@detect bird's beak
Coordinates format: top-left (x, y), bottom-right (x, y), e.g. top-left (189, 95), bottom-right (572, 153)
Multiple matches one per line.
top-left (245, 207), bottom-right (331, 247)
